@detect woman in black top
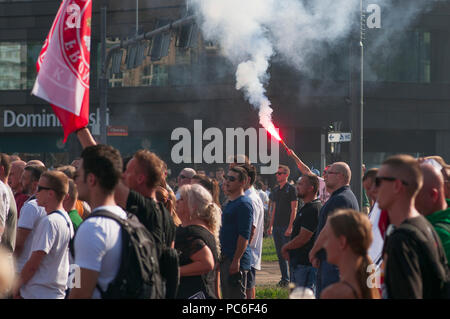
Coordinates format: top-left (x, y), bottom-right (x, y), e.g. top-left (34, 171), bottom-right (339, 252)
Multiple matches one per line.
top-left (175, 184), bottom-right (222, 299)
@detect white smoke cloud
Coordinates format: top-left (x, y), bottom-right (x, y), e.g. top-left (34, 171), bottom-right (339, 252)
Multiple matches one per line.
top-left (190, 0), bottom-right (438, 129)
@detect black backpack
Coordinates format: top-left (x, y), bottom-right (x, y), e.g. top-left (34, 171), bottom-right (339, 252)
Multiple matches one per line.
top-left (395, 222), bottom-right (450, 299)
top-left (84, 210), bottom-right (166, 299)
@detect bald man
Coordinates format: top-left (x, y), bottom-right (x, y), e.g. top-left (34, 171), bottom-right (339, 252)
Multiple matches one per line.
top-left (415, 163), bottom-right (450, 264)
top-left (308, 161), bottom-right (359, 298)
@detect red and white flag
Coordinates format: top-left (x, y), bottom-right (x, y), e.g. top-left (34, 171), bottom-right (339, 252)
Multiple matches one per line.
top-left (32, 0), bottom-right (92, 142)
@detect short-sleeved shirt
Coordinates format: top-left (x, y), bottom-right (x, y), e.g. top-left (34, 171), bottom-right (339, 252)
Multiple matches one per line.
top-left (289, 199), bottom-right (322, 267)
top-left (315, 186), bottom-right (360, 261)
top-left (245, 187), bottom-right (265, 270)
top-left (271, 183), bottom-right (297, 228)
top-left (426, 199), bottom-right (450, 265)
top-left (383, 215), bottom-right (445, 299)
top-left (126, 190), bottom-right (176, 248)
top-left (16, 198), bottom-right (47, 272)
top-left (175, 225), bottom-right (219, 299)
top-left (20, 209), bottom-right (74, 299)
top-left (74, 205), bottom-right (126, 299)
top-left (219, 195), bottom-right (253, 270)
top-left (0, 181), bottom-right (10, 232)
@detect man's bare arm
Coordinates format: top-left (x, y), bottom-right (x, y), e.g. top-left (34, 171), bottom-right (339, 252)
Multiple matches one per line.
top-left (287, 148), bottom-right (312, 175)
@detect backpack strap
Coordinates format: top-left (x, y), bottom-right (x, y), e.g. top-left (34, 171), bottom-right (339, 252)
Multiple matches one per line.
top-left (82, 209), bottom-right (127, 298)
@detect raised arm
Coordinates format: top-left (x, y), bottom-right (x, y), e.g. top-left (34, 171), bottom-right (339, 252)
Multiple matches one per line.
top-left (76, 127), bottom-right (97, 149)
top-left (287, 148), bottom-right (312, 176)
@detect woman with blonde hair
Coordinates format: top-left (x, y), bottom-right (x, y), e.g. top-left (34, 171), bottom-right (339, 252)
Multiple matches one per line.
top-left (321, 209), bottom-right (380, 299)
top-left (175, 184), bottom-right (222, 299)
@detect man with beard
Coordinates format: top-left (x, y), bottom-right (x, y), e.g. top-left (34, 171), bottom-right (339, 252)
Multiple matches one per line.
top-left (281, 174), bottom-right (321, 292)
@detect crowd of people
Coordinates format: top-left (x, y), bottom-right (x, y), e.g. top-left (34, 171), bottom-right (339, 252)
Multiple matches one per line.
top-left (0, 126), bottom-right (449, 299)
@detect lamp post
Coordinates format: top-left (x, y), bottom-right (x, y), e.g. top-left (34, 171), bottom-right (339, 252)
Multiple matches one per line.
top-left (349, 0), bottom-right (364, 208)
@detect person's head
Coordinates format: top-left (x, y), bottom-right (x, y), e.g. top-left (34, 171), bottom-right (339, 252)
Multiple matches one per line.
top-left (196, 170), bottom-right (206, 176)
top-left (122, 150), bottom-right (164, 194)
top-left (362, 168), bottom-right (378, 202)
top-left (26, 159), bottom-right (45, 168)
top-left (63, 179), bottom-right (78, 212)
top-left (177, 168), bottom-right (196, 188)
top-left (276, 165), bottom-right (290, 184)
top-left (155, 186), bottom-right (181, 226)
top-left (237, 163), bottom-right (257, 190)
top-left (36, 170), bottom-right (69, 212)
top-left (324, 162), bottom-right (351, 192)
top-left (215, 167), bottom-right (225, 180)
top-left (323, 209), bottom-right (379, 299)
top-left (442, 166), bottom-right (450, 199)
top-left (21, 165), bottom-right (47, 195)
top-left (192, 174), bottom-right (220, 206)
top-left (177, 184), bottom-right (222, 238)
top-left (55, 165), bottom-right (77, 179)
top-left (376, 154), bottom-right (423, 211)
top-left (415, 163), bottom-right (447, 216)
top-left (75, 145), bottom-right (123, 202)
top-left (224, 166), bottom-right (248, 197)
top-left (296, 174), bottom-right (319, 201)
top-left (0, 153), bottom-right (11, 182)
top-left (8, 160), bottom-right (26, 193)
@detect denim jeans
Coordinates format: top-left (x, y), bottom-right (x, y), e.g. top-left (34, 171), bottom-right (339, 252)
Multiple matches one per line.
top-left (315, 259), bottom-right (339, 298)
top-left (291, 264), bottom-right (317, 292)
top-left (273, 226), bottom-right (290, 282)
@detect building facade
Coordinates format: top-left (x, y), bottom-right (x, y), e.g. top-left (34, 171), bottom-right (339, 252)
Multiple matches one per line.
top-left (0, 0), bottom-right (449, 179)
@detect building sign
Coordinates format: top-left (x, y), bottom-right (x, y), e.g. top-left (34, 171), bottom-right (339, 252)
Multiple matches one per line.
top-left (107, 126), bottom-right (128, 136)
top-left (1, 106), bottom-right (109, 132)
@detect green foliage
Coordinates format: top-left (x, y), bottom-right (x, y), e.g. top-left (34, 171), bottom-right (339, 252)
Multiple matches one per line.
top-left (261, 236), bottom-right (278, 262)
top-left (256, 286), bottom-right (290, 299)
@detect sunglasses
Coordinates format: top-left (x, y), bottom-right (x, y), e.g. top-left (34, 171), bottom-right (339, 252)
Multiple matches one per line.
top-left (275, 172), bottom-right (286, 175)
top-left (225, 175), bottom-right (237, 182)
top-left (37, 185), bottom-right (53, 192)
top-left (179, 175), bottom-right (188, 179)
top-left (375, 176), bottom-right (409, 187)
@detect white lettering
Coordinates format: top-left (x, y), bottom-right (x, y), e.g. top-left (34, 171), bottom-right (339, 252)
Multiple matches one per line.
top-left (4, 110), bottom-right (15, 128)
top-left (367, 4), bottom-right (381, 29)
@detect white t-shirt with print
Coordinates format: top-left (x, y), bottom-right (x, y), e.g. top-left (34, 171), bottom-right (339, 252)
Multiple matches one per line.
top-left (16, 199), bottom-right (47, 272)
top-left (245, 187), bottom-right (265, 270)
top-left (73, 205), bottom-right (126, 299)
top-left (20, 209), bottom-right (74, 299)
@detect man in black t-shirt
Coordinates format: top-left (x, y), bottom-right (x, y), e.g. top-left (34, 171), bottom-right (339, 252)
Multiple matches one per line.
top-left (378, 154), bottom-right (447, 299)
top-left (281, 174), bottom-right (321, 291)
top-left (268, 165), bottom-right (298, 286)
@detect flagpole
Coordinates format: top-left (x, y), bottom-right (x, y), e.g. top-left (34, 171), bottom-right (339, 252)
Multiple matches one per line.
top-left (99, 1), bottom-right (108, 144)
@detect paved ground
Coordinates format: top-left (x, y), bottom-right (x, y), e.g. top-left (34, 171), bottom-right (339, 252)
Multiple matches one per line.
top-left (256, 261), bottom-right (281, 286)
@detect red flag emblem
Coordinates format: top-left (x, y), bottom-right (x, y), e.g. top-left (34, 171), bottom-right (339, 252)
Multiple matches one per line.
top-left (32, 0), bottom-right (92, 142)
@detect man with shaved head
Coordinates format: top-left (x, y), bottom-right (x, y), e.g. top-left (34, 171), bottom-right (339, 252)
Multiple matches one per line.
top-left (378, 155), bottom-right (448, 299)
top-left (415, 163), bottom-right (450, 264)
top-left (8, 160), bottom-right (28, 215)
top-left (442, 166), bottom-right (450, 199)
top-left (308, 161), bottom-right (359, 298)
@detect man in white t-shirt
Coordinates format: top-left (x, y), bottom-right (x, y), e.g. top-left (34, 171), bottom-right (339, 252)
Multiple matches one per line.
top-left (15, 171), bottom-right (74, 299)
top-left (239, 164), bottom-right (265, 299)
top-left (14, 165), bottom-right (47, 273)
top-left (69, 144), bottom-right (126, 299)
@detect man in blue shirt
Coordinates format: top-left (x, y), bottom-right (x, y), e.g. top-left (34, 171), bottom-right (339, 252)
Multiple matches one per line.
top-left (309, 162), bottom-right (359, 298)
top-left (219, 166), bottom-right (254, 299)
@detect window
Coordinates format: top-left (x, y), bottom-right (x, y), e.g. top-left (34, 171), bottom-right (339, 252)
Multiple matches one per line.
top-left (0, 42), bottom-right (42, 90)
top-left (364, 30), bottom-right (431, 83)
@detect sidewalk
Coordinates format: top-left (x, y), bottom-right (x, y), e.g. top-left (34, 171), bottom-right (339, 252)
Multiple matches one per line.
top-left (256, 261), bottom-right (281, 286)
